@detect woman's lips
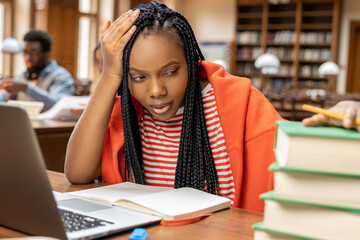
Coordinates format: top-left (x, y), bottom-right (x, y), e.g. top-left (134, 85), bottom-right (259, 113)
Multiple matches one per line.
top-left (151, 103), bottom-right (171, 114)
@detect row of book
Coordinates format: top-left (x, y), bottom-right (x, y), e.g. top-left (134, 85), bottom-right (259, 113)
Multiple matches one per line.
top-left (253, 121), bottom-right (360, 239)
top-left (299, 31), bottom-right (332, 45)
top-left (237, 31), bottom-right (331, 46)
top-left (236, 31), bottom-right (261, 44)
top-left (262, 79), bottom-right (330, 92)
top-left (267, 31), bottom-right (332, 45)
top-left (299, 65), bottom-right (321, 77)
top-left (267, 31), bottom-right (296, 45)
top-left (264, 79), bottom-right (329, 92)
top-left (236, 62), bottom-right (259, 76)
top-left (276, 64), bottom-right (295, 76)
top-left (297, 80), bottom-right (328, 89)
top-left (299, 48), bottom-right (331, 62)
top-left (237, 47), bottom-right (330, 62)
top-left (263, 79), bottom-right (292, 91)
top-left (236, 63), bottom-right (326, 79)
top-left (267, 47), bottom-right (294, 60)
top-left (237, 47), bottom-right (262, 59)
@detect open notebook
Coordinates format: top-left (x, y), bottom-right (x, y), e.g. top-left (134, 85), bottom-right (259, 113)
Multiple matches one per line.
top-left (0, 103), bottom-right (161, 240)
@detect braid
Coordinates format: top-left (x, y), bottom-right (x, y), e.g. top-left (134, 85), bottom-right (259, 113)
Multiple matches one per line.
top-left (119, 1), bottom-right (219, 194)
top-left (119, 11), bottom-right (154, 183)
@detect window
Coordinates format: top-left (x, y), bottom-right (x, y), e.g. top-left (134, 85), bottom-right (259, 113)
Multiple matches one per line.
top-left (77, 0), bottom-right (98, 80)
top-left (0, 3), bottom-right (5, 75)
top-left (0, 0), bottom-right (12, 76)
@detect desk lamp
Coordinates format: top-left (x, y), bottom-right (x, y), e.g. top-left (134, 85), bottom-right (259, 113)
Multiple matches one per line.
top-left (318, 61), bottom-right (339, 76)
top-left (254, 52), bottom-right (280, 91)
top-left (254, 52), bottom-right (280, 75)
top-left (1, 37), bottom-right (23, 76)
top-left (318, 61), bottom-right (339, 92)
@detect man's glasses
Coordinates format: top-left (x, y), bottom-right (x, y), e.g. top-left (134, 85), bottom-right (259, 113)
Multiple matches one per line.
top-left (23, 50), bottom-right (42, 57)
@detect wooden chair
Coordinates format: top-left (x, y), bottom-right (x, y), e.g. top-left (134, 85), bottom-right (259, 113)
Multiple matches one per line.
top-left (74, 79), bottom-right (92, 96)
top-left (287, 88), bottom-right (326, 121)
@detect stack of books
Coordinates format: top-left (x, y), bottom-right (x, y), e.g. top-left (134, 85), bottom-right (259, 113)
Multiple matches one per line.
top-left (253, 121), bottom-right (360, 240)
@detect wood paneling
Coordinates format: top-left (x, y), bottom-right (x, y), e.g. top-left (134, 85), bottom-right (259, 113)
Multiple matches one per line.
top-left (346, 21), bottom-right (360, 93)
top-left (31, 120), bottom-right (76, 173)
top-left (47, 0), bottom-right (79, 77)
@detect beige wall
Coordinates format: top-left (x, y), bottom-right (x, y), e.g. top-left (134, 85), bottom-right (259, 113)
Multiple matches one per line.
top-left (337, 0), bottom-right (360, 93)
top-left (165, 0), bottom-right (236, 43)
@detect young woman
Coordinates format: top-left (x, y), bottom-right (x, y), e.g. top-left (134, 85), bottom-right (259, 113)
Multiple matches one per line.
top-left (65, 2), bottom-right (360, 212)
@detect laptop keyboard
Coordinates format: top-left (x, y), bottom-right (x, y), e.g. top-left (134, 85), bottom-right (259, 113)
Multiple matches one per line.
top-left (59, 208), bottom-right (115, 232)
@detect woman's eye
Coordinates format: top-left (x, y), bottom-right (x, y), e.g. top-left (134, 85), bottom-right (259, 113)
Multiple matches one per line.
top-left (130, 75), bottom-right (145, 81)
top-left (164, 68), bottom-right (178, 76)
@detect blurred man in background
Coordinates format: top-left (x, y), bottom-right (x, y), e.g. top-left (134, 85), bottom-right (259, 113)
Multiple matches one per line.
top-left (0, 30), bottom-right (74, 111)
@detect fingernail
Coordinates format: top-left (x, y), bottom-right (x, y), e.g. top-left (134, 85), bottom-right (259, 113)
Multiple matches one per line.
top-left (344, 118), bottom-right (351, 127)
top-left (132, 9), bottom-right (140, 18)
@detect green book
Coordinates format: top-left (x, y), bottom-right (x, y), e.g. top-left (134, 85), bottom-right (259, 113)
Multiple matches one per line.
top-left (261, 191), bottom-right (360, 214)
top-left (259, 191), bottom-right (360, 240)
top-left (274, 120), bottom-right (360, 175)
top-left (253, 222), bottom-right (313, 240)
top-left (269, 162), bottom-right (360, 210)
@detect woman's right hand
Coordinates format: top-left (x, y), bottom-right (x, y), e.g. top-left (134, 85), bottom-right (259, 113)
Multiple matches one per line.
top-left (100, 9), bottom-right (140, 87)
top-left (64, 10), bottom-right (140, 184)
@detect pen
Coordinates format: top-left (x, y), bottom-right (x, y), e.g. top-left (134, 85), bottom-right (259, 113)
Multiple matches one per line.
top-left (302, 104), bottom-right (360, 125)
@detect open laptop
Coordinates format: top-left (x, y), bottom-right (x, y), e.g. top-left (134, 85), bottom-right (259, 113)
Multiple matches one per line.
top-left (0, 104), bottom-right (161, 240)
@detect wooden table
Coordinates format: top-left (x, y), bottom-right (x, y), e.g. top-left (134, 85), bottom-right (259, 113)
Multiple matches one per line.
top-left (31, 120), bottom-right (77, 172)
top-left (0, 171), bottom-right (263, 239)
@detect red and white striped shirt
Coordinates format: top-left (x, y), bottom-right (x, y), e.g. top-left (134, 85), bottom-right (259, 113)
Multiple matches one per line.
top-left (139, 83), bottom-right (235, 202)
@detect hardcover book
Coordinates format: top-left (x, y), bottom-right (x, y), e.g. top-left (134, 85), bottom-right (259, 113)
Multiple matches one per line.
top-left (260, 191), bottom-right (360, 240)
top-left (275, 121), bottom-right (360, 174)
top-left (69, 182), bottom-right (231, 221)
top-left (253, 222), bottom-right (310, 240)
top-left (270, 162), bottom-right (360, 209)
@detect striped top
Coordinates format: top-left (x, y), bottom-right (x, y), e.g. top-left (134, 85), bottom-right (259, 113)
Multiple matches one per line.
top-left (139, 83), bottom-right (235, 203)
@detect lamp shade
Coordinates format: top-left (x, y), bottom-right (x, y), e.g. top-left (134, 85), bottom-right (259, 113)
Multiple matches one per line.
top-left (254, 53), bottom-right (280, 69)
top-left (1, 37), bottom-right (23, 53)
top-left (261, 66), bottom-right (279, 75)
top-left (318, 61), bottom-right (339, 76)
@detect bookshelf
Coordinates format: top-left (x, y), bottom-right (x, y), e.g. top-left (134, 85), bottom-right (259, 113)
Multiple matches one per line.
top-left (235, 3), bottom-right (263, 87)
top-left (232, 0), bottom-right (340, 92)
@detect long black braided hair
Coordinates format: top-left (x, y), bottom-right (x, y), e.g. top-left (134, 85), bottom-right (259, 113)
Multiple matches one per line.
top-left (119, 1), bottom-right (219, 195)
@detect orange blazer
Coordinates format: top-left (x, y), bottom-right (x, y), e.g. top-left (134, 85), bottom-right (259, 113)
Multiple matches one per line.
top-left (101, 61), bottom-right (283, 212)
